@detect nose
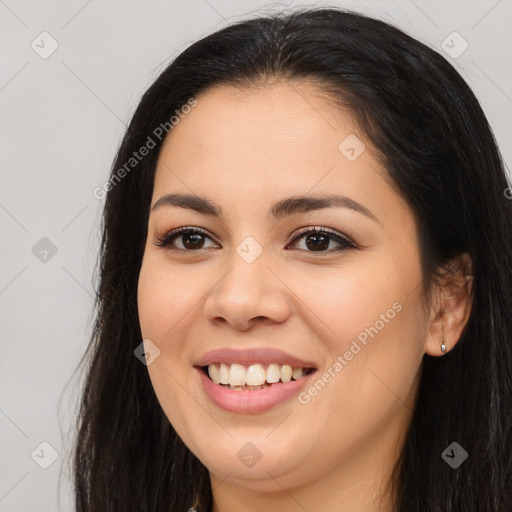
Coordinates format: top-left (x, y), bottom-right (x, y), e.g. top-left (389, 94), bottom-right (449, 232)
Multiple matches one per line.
top-left (203, 245), bottom-right (291, 331)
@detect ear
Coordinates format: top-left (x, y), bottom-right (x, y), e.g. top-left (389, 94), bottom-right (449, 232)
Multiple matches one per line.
top-left (424, 253), bottom-right (473, 356)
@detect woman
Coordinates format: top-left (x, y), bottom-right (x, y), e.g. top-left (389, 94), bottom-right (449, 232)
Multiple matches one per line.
top-left (73, 7), bottom-right (512, 511)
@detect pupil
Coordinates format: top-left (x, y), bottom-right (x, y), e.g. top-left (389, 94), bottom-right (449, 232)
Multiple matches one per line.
top-left (184, 233), bottom-right (204, 249)
top-left (306, 233), bottom-right (328, 251)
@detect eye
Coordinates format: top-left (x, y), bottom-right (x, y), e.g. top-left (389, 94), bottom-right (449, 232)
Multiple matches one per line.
top-left (154, 225), bottom-right (356, 254)
top-left (153, 227), bottom-right (218, 251)
top-left (286, 226), bottom-right (355, 254)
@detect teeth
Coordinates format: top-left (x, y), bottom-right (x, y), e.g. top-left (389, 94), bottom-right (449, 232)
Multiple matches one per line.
top-left (229, 363), bottom-right (246, 386)
top-left (206, 362), bottom-right (310, 386)
top-left (219, 363), bottom-right (229, 385)
top-left (280, 364), bottom-right (292, 383)
top-left (266, 363), bottom-right (281, 383)
top-left (208, 364), bottom-right (220, 384)
top-left (292, 367), bottom-right (304, 380)
top-left (246, 364), bottom-right (266, 386)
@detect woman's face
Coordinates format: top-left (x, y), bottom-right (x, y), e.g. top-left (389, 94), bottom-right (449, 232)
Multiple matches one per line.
top-left (137, 82), bottom-right (430, 500)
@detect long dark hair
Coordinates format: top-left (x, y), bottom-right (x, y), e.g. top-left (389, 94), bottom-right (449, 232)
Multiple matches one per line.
top-left (72, 7), bottom-right (512, 511)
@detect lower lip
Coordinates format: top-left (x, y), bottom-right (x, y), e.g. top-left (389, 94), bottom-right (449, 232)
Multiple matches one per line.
top-left (195, 367), bottom-right (316, 414)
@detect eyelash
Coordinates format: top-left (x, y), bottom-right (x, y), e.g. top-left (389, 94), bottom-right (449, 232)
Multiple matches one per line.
top-left (154, 226), bottom-right (356, 255)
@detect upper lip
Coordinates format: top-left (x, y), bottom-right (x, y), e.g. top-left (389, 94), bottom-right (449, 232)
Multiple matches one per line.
top-left (194, 347), bottom-right (318, 369)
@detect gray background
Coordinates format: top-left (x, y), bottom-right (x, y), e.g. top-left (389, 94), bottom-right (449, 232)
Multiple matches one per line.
top-left (1, 1), bottom-right (511, 510)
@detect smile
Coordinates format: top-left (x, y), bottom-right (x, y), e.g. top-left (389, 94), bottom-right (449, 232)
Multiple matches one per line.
top-left (194, 347), bottom-right (319, 413)
top-left (204, 363), bottom-right (315, 389)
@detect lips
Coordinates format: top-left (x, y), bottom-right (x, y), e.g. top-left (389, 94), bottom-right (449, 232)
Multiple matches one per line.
top-left (194, 347), bottom-right (318, 369)
top-left (194, 347), bottom-right (319, 413)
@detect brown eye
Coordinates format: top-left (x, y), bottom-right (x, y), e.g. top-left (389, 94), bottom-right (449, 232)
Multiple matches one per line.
top-left (154, 225), bottom-right (355, 254)
top-left (287, 227), bottom-right (355, 253)
top-left (154, 227), bottom-right (218, 251)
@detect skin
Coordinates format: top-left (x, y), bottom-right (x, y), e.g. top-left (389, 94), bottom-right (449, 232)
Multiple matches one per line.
top-left (137, 81), bottom-right (472, 512)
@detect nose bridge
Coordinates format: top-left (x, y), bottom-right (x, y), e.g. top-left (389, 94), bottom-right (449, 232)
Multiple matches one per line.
top-left (216, 235), bottom-right (269, 304)
top-left (203, 234), bottom-right (290, 328)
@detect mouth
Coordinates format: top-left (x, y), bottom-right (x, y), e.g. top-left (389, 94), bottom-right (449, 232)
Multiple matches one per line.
top-left (195, 363), bottom-right (318, 414)
top-left (193, 347), bottom-right (319, 413)
top-left (198, 363), bottom-right (317, 391)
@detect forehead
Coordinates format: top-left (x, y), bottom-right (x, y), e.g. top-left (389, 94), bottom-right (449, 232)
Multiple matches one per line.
top-left (162, 81), bottom-right (355, 147)
top-left (155, 82), bottom-right (367, 182)
top-left (151, 82), bottom-right (410, 229)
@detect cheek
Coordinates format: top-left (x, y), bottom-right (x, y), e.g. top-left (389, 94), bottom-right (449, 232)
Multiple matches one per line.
top-left (288, 263), bottom-right (405, 349)
top-left (137, 259), bottom-right (201, 438)
top-left (137, 257), bottom-right (199, 343)
top-left (318, 292), bottom-right (426, 434)
top-left (295, 252), bottom-right (426, 402)
top-left (137, 256), bottom-right (206, 405)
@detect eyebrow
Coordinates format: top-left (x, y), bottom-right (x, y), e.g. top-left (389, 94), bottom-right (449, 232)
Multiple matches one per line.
top-left (152, 193), bottom-right (379, 223)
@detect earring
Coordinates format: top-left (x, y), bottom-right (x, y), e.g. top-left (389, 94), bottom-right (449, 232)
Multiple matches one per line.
top-left (440, 323), bottom-right (447, 354)
top-left (440, 296), bottom-right (451, 354)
